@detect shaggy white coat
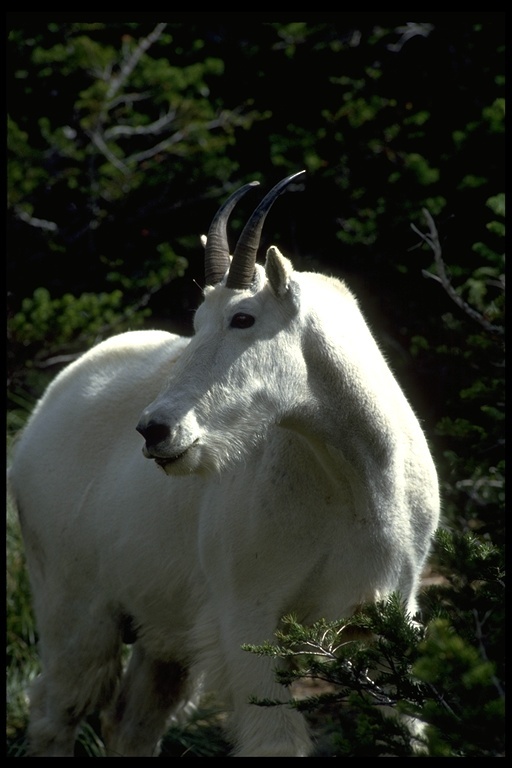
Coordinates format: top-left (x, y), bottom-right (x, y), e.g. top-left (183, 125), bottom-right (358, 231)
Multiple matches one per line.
top-left (9, 246), bottom-right (440, 756)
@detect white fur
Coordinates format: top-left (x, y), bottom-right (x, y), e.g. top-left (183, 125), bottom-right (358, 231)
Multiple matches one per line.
top-left (8, 245), bottom-right (439, 756)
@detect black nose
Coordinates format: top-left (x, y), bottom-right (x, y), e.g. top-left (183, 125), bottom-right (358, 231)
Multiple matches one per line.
top-left (136, 420), bottom-right (170, 449)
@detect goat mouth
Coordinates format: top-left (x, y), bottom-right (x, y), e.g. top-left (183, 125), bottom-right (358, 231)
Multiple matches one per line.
top-left (154, 451), bottom-right (187, 469)
top-left (153, 439), bottom-right (199, 470)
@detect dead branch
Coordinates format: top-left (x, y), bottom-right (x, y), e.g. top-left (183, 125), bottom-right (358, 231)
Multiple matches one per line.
top-left (411, 209), bottom-right (504, 336)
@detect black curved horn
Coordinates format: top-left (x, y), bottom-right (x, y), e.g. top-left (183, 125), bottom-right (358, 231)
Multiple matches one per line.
top-left (226, 170), bottom-right (306, 290)
top-left (204, 181), bottom-right (260, 285)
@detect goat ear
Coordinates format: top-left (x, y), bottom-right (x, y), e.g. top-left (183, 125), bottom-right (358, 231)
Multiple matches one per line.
top-left (265, 246), bottom-right (293, 297)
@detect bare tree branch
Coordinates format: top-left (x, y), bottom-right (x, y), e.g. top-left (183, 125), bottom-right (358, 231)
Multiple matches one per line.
top-left (107, 91), bottom-right (152, 110)
top-left (84, 26), bottom-right (248, 174)
top-left (15, 207), bottom-right (58, 231)
top-left (87, 129), bottom-right (130, 175)
top-left (387, 22), bottom-right (434, 53)
top-left (104, 109), bottom-right (178, 139)
top-left (411, 209), bottom-right (504, 336)
top-left (122, 111), bottom-right (247, 167)
top-left (105, 23), bottom-right (167, 104)
top-left (472, 609), bottom-right (505, 699)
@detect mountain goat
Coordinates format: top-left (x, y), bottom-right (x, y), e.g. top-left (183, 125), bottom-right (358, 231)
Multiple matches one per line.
top-left (8, 171), bottom-right (440, 757)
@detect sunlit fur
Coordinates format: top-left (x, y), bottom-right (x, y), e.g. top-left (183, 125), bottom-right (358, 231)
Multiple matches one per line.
top-left (8, 244), bottom-right (439, 757)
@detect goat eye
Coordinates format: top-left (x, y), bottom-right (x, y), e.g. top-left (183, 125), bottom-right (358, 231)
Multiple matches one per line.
top-left (230, 312), bottom-right (255, 329)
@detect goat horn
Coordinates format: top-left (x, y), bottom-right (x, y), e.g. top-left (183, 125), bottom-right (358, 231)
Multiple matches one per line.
top-left (226, 170), bottom-right (306, 290)
top-left (204, 181), bottom-right (260, 286)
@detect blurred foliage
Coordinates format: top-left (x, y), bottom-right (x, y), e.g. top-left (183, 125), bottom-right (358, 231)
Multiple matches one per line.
top-left (6, 493), bottom-right (40, 754)
top-left (6, 14), bottom-right (505, 757)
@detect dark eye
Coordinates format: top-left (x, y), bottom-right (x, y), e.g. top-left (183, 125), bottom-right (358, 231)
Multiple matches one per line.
top-left (230, 312), bottom-right (255, 329)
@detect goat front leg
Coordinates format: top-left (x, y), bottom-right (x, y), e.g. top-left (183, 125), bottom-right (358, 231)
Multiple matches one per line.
top-left (219, 622), bottom-right (312, 757)
top-left (101, 644), bottom-right (189, 757)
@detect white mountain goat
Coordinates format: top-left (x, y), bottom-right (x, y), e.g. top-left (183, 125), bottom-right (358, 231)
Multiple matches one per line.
top-left (8, 171), bottom-right (440, 757)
